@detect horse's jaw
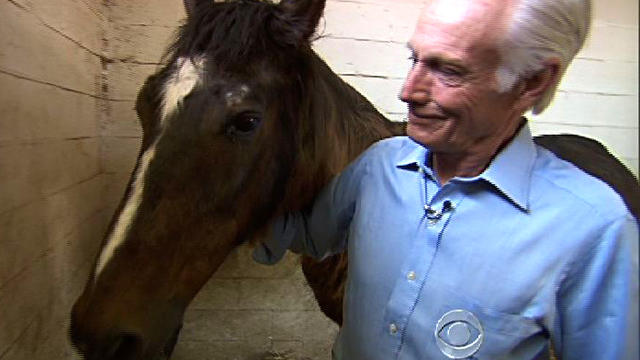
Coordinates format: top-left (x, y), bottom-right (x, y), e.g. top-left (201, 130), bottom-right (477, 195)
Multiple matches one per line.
top-left (69, 223), bottom-right (241, 360)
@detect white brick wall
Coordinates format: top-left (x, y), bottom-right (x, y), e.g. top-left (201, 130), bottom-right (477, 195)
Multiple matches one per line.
top-left (315, 0), bottom-right (639, 176)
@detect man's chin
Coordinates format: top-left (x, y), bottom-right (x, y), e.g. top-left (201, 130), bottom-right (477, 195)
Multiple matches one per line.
top-left (406, 124), bottom-right (436, 148)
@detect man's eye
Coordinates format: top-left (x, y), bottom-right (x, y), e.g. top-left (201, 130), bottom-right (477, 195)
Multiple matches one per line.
top-left (435, 65), bottom-right (466, 87)
top-left (440, 67), bottom-right (462, 76)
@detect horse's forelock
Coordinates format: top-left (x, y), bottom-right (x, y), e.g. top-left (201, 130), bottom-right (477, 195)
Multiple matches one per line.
top-left (168, 0), bottom-right (309, 70)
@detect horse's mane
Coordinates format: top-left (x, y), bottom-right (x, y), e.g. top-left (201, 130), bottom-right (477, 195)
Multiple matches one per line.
top-left (275, 50), bottom-right (404, 212)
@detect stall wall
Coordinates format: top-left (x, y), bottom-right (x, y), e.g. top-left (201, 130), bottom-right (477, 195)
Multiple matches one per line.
top-left (0, 0), bottom-right (108, 359)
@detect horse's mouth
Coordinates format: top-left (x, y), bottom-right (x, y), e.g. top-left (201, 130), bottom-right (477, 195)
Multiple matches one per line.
top-left (69, 325), bottom-right (182, 360)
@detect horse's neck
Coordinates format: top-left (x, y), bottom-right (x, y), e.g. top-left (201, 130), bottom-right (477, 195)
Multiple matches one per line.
top-left (279, 50), bottom-right (403, 212)
top-left (307, 52), bottom-right (399, 173)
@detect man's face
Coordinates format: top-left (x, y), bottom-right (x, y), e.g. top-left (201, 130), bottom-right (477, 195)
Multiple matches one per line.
top-left (400, 0), bottom-right (523, 155)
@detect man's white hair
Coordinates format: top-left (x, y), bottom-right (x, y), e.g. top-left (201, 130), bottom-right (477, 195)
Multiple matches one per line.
top-left (496, 0), bottom-right (591, 114)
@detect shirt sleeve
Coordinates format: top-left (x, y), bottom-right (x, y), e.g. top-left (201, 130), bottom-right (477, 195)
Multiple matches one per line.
top-left (555, 214), bottom-right (639, 360)
top-left (252, 148), bottom-right (370, 264)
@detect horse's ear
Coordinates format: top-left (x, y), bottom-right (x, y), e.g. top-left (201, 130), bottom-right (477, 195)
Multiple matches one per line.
top-left (278, 0), bottom-right (326, 41)
top-left (183, 0), bottom-right (207, 17)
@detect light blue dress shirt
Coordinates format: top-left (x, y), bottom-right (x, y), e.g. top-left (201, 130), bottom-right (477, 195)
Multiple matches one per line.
top-left (254, 124), bottom-right (639, 360)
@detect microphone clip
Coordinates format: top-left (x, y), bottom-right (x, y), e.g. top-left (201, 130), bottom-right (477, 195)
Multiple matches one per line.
top-left (425, 200), bottom-right (454, 222)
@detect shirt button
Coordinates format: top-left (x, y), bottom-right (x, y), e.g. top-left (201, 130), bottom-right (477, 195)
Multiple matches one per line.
top-left (407, 271), bottom-right (416, 281)
top-left (389, 323), bottom-right (398, 335)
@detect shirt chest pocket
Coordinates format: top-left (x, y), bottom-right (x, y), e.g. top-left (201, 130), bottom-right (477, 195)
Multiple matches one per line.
top-left (407, 281), bottom-right (549, 359)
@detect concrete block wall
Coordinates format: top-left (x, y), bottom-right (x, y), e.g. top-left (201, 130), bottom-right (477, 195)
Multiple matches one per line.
top-left (175, 247), bottom-right (337, 359)
top-left (0, 0), bottom-right (109, 359)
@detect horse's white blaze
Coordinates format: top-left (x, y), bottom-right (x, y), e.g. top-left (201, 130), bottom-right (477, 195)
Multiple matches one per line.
top-left (161, 56), bottom-right (205, 124)
top-left (94, 55), bottom-right (205, 279)
top-left (95, 146), bottom-right (157, 278)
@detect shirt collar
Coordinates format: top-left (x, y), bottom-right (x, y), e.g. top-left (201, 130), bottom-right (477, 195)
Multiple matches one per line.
top-left (473, 123), bottom-right (536, 211)
top-left (396, 139), bottom-right (436, 178)
top-left (395, 122), bottom-right (536, 211)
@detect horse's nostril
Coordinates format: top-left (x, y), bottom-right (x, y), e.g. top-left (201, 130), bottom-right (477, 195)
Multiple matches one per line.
top-left (105, 333), bottom-right (141, 360)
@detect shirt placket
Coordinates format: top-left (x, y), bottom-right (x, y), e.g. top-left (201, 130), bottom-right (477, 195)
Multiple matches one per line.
top-left (383, 164), bottom-right (462, 358)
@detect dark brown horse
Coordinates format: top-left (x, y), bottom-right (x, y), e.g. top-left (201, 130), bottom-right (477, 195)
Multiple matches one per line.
top-left (70, 0), bottom-right (639, 359)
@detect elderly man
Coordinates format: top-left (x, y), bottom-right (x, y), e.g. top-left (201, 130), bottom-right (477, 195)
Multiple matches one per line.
top-left (254, 0), bottom-right (638, 359)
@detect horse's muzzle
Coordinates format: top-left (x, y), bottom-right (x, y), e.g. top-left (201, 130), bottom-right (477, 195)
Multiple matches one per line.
top-left (69, 308), bottom-right (181, 360)
top-left (70, 326), bottom-right (142, 360)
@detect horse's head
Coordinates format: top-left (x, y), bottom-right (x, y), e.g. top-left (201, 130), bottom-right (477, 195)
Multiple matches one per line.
top-left (70, 0), bottom-right (329, 358)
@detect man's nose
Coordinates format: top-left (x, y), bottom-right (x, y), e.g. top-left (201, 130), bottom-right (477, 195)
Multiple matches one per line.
top-left (399, 64), bottom-right (432, 104)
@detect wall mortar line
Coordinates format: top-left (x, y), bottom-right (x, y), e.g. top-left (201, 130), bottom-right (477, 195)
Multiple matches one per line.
top-left (0, 69), bottom-right (127, 101)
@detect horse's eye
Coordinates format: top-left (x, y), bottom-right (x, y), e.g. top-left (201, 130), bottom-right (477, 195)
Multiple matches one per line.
top-left (226, 112), bottom-right (262, 137)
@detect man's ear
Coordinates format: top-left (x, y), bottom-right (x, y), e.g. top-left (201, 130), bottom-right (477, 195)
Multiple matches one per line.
top-left (515, 59), bottom-right (561, 112)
